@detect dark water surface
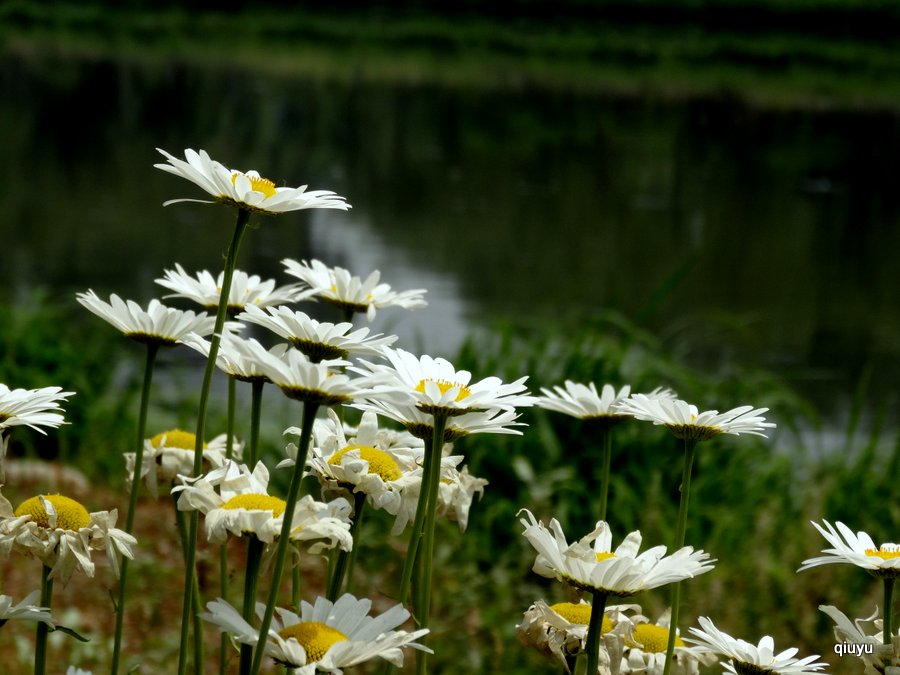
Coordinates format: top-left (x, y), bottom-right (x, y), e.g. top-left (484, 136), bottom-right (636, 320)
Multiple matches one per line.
top-left (3, 51), bottom-right (900, 425)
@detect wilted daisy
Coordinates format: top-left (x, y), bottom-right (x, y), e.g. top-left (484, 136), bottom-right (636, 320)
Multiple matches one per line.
top-left (239, 304), bottom-right (397, 361)
top-left (203, 593), bottom-right (429, 673)
top-left (616, 394), bottom-right (775, 440)
top-left (0, 490), bottom-right (136, 583)
top-left (174, 460), bottom-right (352, 552)
top-left (154, 148), bottom-right (350, 213)
top-left (820, 604), bottom-right (897, 673)
top-left (686, 617), bottom-right (825, 675)
top-left (156, 263), bottom-right (309, 313)
top-left (125, 429), bottom-right (235, 499)
top-left (617, 610), bottom-right (713, 675)
top-left (518, 509), bottom-right (714, 596)
top-left (76, 291), bottom-right (216, 346)
top-left (282, 258), bottom-right (427, 321)
top-left (0, 591), bottom-right (53, 627)
top-left (799, 520), bottom-right (900, 577)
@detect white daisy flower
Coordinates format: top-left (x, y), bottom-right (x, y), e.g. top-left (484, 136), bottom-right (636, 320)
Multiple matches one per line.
top-left (282, 258), bottom-right (427, 322)
top-left (180, 331), bottom-right (288, 383)
top-left (615, 394), bottom-right (775, 440)
top-left (0, 384), bottom-right (74, 434)
top-left (538, 382), bottom-right (676, 423)
top-left (354, 347), bottom-right (534, 418)
top-left (518, 509), bottom-right (714, 596)
top-left (124, 429), bottom-right (235, 499)
top-left (435, 462), bottom-right (488, 531)
top-left (798, 520), bottom-right (900, 577)
top-left (0, 490), bottom-right (136, 584)
top-left (250, 348), bottom-right (364, 407)
top-left (154, 148), bottom-right (350, 214)
top-left (238, 304), bottom-right (397, 362)
top-left (203, 593), bottom-right (430, 673)
top-left (173, 460), bottom-right (352, 552)
top-left (156, 263), bottom-right (309, 313)
top-left (616, 610), bottom-right (714, 675)
top-left (0, 590), bottom-right (53, 627)
top-left (686, 617), bottom-right (825, 675)
top-left (76, 290), bottom-right (216, 347)
top-left (820, 604), bottom-right (898, 674)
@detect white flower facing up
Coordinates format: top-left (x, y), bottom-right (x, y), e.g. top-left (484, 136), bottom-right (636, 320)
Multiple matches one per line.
top-left (518, 509), bottom-right (714, 596)
top-left (820, 605), bottom-right (898, 675)
top-left (617, 610), bottom-right (714, 675)
top-left (238, 304), bottom-right (397, 362)
top-left (173, 460), bottom-right (352, 552)
top-left (0, 590), bottom-right (53, 627)
top-left (282, 258), bottom-right (427, 321)
top-left (76, 291), bottom-right (216, 347)
top-left (156, 263), bottom-right (309, 313)
top-left (0, 384), bottom-right (74, 434)
top-left (0, 490), bottom-right (136, 584)
top-left (686, 617), bottom-right (826, 675)
top-left (125, 429), bottom-right (235, 499)
top-left (203, 593), bottom-right (430, 674)
top-left (155, 148), bottom-right (350, 214)
top-left (616, 394), bottom-right (775, 441)
top-left (799, 520), bottom-right (900, 578)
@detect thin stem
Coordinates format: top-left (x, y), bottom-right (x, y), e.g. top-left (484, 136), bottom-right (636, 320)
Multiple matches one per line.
top-left (885, 578), bottom-right (895, 644)
top-left (178, 208), bottom-right (250, 675)
top-left (248, 380), bottom-right (265, 468)
top-left (227, 376), bottom-right (236, 459)
top-left (584, 591), bottom-right (609, 675)
top-left (239, 537), bottom-right (265, 675)
top-left (327, 492), bottom-right (367, 600)
top-left (173, 496), bottom-right (205, 674)
top-left (34, 565), bottom-right (53, 675)
top-left (220, 376), bottom-right (237, 675)
top-left (292, 543), bottom-right (302, 612)
top-left (249, 401), bottom-right (321, 675)
top-left (413, 413), bottom-right (449, 675)
top-left (662, 438), bottom-right (698, 675)
top-left (597, 426), bottom-right (612, 523)
top-left (111, 341), bottom-right (160, 675)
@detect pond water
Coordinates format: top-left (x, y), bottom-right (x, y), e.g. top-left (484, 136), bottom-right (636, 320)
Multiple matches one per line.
top-left (3, 50), bottom-right (900, 428)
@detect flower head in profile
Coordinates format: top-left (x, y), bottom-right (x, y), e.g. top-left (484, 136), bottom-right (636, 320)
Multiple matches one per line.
top-left (203, 593), bottom-right (429, 673)
top-left (282, 258), bottom-right (427, 322)
top-left (799, 520), bottom-right (900, 578)
top-left (239, 305), bottom-right (397, 362)
top-left (0, 590), bottom-right (53, 628)
top-left (155, 148), bottom-right (350, 214)
top-left (0, 490), bottom-right (136, 584)
top-left (180, 331), bottom-right (287, 383)
top-left (76, 291), bottom-right (216, 347)
top-left (250, 348), bottom-right (363, 407)
top-left (616, 394), bottom-right (774, 441)
top-left (174, 460), bottom-right (352, 552)
top-left (820, 604), bottom-right (898, 674)
top-left (518, 509), bottom-right (714, 596)
top-left (0, 384), bottom-right (74, 435)
top-left (686, 617), bottom-right (825, 675)
top-left (156, 263), bottom-right (309, 314)
top-left (125, 429), bottom-right (235, 499)
top-left (538, 382), bottom-right (676, 426)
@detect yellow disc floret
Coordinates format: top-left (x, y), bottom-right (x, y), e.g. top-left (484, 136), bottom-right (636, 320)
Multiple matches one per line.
top-left (596, 552), bottom-right (616, 563)
top-left (278, 621), bottom-right (348, 661)
top-left (15, 494), bottom-right (91, 530)
top-left (221, 493), bottom-right (286, 517)
top-left (867, 546), bottom-right (900, 559)
top-left (231, 172), bottom-right (276, 199)
top-left (415, 379), bottom-right (471, 401)
top-left (627, 624), bottom-right (683, 653)
top-left (328, 445), bottom-right (402, 481)
top-left (549, 602), bottom-right (613, 633)
top-left (151, 429), bottom-right (206, 451)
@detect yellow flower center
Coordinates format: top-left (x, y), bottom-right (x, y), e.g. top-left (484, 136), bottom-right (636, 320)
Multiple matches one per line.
top-left (328, 445), bottom-right (402, 481)
top-left (15, 494), bottom-right (91, 530)
top-left (596, 552), bottom-right (616, 562)
top-left (151, 429), bottom-right (207, 451)
top-left (231, 172), bottom-right (276, 198)
top-left (549, 602), bottom-right (613, 633)
top-left (278, 621), bottom-right (348, 661)
top-left (221, 493), bottom-right (286, 517)
top-left (415, 379), bottom-right (471, 401)
top-left (626, 624), bottom-right (684, 653)
top-left (867, 546), bottom-right (900, 559)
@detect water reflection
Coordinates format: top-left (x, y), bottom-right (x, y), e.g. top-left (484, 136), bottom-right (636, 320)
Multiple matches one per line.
top-left (3, 51), bottom-right (900, 419)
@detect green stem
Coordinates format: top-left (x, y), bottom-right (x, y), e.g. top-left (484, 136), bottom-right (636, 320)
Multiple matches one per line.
top-left (662, 438), bottom-right (697, 675)
top-left (398, 418), bottom-right (446, 607)
top-left (173, 495), bottom-right (205, 674)
top-left (327, 492), bottom-right (367, 600)
top-left (227, 376), bottom-right (237, 460)
top-left (292, 543), bottom-right (302, 612)
top-left (249, 401), bottom-right (321, 675)
top-left (34, 565), bottom-right (53, 675)
top-left (885, 578), bottom-right (895, 644)
top-left (239, 537), bottom-right (265, 675)
top-left (221, 376), bottom-right (238, 675)
top-left (413, 413), bottom-right (449, 675)
top-left (597, 426), bottom-right (612, 523)
top-left (584, 591), bottom-right (608, 675)
top-left (248, 380), bottom-right (264, 468)
top-left (178, 208), bottom-right (250, 675)
top-left (111, 341), bottom-right (160, 675)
